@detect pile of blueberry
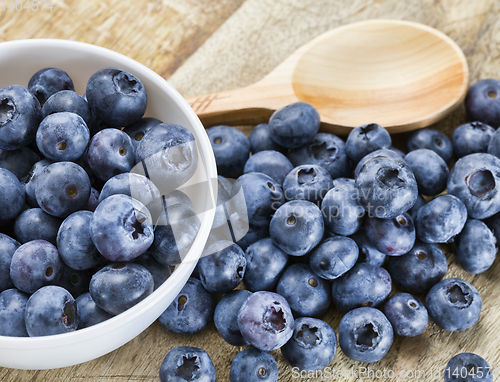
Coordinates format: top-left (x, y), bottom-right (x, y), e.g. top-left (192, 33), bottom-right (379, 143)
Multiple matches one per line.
top-left (157, 79), bottom-right (500, 381)
top-left (0, 67), bottom-right (200, 336)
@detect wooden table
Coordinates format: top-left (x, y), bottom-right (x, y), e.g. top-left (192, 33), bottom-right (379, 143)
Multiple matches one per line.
top-left (1, 0), bottom-right (500, 380)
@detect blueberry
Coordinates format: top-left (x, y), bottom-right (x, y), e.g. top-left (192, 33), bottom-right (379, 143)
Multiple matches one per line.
top-left (24, 285), bottom-right (78, 336)
top-left (408, 194), bottom-right (426, 222)
top-left (230, 347), bottom-right (278, 382)
top-left (416, 194), bottom-right (467, 243)
top-left (349, 229), bottom-right (387, 267)
top-left (0, 147), bottom-right (40, 179)
top-left (10, 239), bottom-right (62, 294)
top-left (86, 187), bottom-right (100, 212)
top-left (0, 168), bottom-right (26, 220)
top-left (281, 317), bottom-right (337, 371)
top-left (158, 277), bottom-right (214, 335)
top-left (236, 223), bottom-right (269, 251)
top-left (381, 293), bottom-right (428, 337)
top-left (42, 90), bottom-right (93, 127)
top-left (0, 234), bottom-right (20, 292)
top-left (198, 240), bottom-right (246, 294)
top-left (0, 288), bottom-right (29, 336)
top-left (354, 148), bottom-right (405, 179)
top-left (269, 102), bottom-right (320, 148)
top-left (207, 125), bottom-right (250, 178)
top-left (276, 263), bottom-right (331, 318)
top-left (465, 79), bottom-right (500, 128)
top-left (355, 156), bottom-right (418, 219)
top-left (211, 177), bottom-right (232, 229)
top-left (287, 132), bottom-right (351, 179)
top-left (283, 164), bottom-right (333, 205)
top-left (214, 289), bottom-right (252, 346)
top-left (90, 194), bottom-right (153, 262)
top-left (485, 211), bottom-right (500, 244)
top-left (90, 263), bottom-right (153, 315)
top-left (404, 149), bottom-right (449, 196)
top-left (454, 219), bottom-right (496, 274)
top-left (364, 212), bottom-right (415, 256)
top-left (487, 127), bottom-right (500, 158)
top-left (249, 123), bottom-right (286, 154)
top-left (270, 200), bottom-right (324, 256)
top-left (56, 263), bottom-right (93, 298)
top-left (338, 307), bottom-right (393, 363)
top-left (452, 121), bottom-right (495, 158)
top-left (159, 346), bottom-right (216, 382)
top-left (76, 292), bottom-right (113, 329)
top-left (244, 150), bottom-right (293, 185)
top-left (406, 127), bottom-right (453, 163)
top-left (22, 159), bottom-right (52, 208)
top-left (134, 251), bottom-right (171, 290)
top-left (123, 117), bottom-right (162, 148)
top-left (309, 236), bottom-right (358, 280)
top-left (35, 161), bottom-right (91, 218)
top-left (345, 123), bottom-right (392, 163)
top-left (386, 240), bottom-right (448, 293)
top-left (237, 291), bottom-right (294, 351)
top-left (426, 278), bottom-right (482, 331)
top-left (14, 207), bottom-right (62, 245)
top-left (86, 67), bottom-right (147, 127)
top-left (28, 67), bottom-right (74, 105)
top-left (444, 353), bottom-right (493, 382)
top-left (331, 263), bottom-right (391, 311)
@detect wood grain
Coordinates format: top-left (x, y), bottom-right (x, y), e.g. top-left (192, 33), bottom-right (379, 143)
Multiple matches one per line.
top-left (1, 0), bottom-right (500, 381)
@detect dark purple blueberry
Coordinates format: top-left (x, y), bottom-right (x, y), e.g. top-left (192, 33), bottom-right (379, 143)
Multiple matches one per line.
top-left (281, 317), bottom-right (337, 371)
top-left (0, 147), bottom-right (40, 179)
top-left (123, 117), bottom-right (162, 149)
top-left (42, 90), bottom-right (93, 127)
top-left (364, 212), bottom-right (415, 256)
top-left (230, 347), bottom-right (278, 382)
top-left (444, 353), bottom-right (493, 382)
top-left (249, 123), bottom-right (286, 154)
top-left (76, 292), bottom-right (114, 329)
top-left (159, 346), bottom-right (216, 382)
top-left (237, 291), bottom-right (294, 351)
top-left (345, 123), bottom-right (392, 163)
top-left (0, 234), bottom-right (20, 292)
top-left (269, 102), bottom-right (320, 148)
top-left (214, 289), bottom-right (252, 346)
top-left (158, 277), bottom-right (214, 335)
top-left (382, 293), bottom-right (428, 337)
top-left (89, 263), bottom-right (153, 315)
top-left (354, 148), bottom-right (405, 178)
top-left (0, 288), bottom-right (29, 336)
top-left (331, 263), bottom-right (391, 312)
top-left (22, 159), bottom-right (52, 208)
top-left (207, 125), bottom-right (250, 178)
top-left (283, 164), bottom-right (333, 205)
top-left (56, 263), bottom-right (93, 298)
top-left (452, 121), bottom-right (495, 158)
top-left (404, 149), bottom-right (449, 196)
top-left (425, 278), bottom-right (482, 331)
top-left (86, 67), bottom-right (147, 127)
top-left (349, 229), bottom-right (387, 267)
top-left (309, 236), bottom-right (358, 280)
top-left (134, 251), bottom-right (171, 290)
top-left (406, 127), bottom-right (453, 163)
top-left (338, 307), bottom-right (393, 363)
top-left (14, 208), bottom-right (62, 245)
top-left (465, 79), bottom-right (500, 128)
top-left (28, 68), bottom-right (74, 105)
top-left (10, 239), bottom-right (62, 294)
top-left (0, 168), bottom-right (26, 220)
top-left (244, 150), bottom-right (293, 185)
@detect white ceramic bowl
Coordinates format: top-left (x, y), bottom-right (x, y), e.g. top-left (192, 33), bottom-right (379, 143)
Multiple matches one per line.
top-left (0, 39), bottom-right (217, 370)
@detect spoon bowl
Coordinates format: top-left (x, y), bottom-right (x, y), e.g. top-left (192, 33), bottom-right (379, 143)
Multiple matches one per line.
top-left (187, 19), bottom-right (469, 134)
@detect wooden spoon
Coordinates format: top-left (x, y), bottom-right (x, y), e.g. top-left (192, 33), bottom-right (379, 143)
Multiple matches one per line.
top-left (186, 19), bottom-right (469, 135)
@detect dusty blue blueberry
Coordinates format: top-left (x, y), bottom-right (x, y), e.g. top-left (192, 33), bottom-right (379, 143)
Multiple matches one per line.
top-left (425, 278), bottom-right (482, 331)
top-left (244, 237), bottom-right (288, 291)
top-left (350, 229), bottom-right (387, 267)
top-left (338, 307), bottom-right (393, 363)
top-left (14, 208), bottom-right (62, 245)
top-left (123, 117), bottom-right (162, 149)
top-left (331, 263), bottom-right (391, 311)
top-left (25, 285), bottom-right (78, 337)
top-left (406, 127), bottom-right (453, 163)
top-left (0, 147), bottom-right (40, 180)
top-left (86, 187), bottom-right (99, 212)
top-left (244, 150), bottom-right (293, 185)
top-left (465, 79), bottom-right (500, 128)
top-left (281, 317), bottom-right (337, 371)
top-left (454, 219), bottom-right (497, 274)
top-left (236, 223), bottom-right (269, 251)
top-left (276, 263), bottom-right (331, 318)
top-left (283, 164), bottom-right (332, 205)
top-left (382, 293), bottom-right (428, 337)
top-left (22, 159), bottom-right (52, 208)
top-left (0, 234), bottom-right (19, 292)
top-left (0, 288), bottom-right (29, 336)
top-left (364, 212), bottom-right (415, 256)
top-left (309, 236), bottom-right (358, 280)
top-left (386, 240), bottom-right (448, 293)
top-left (230, 347), bottom-right (278, 382)
top-left (269, 102), bottom-right (320, 148)
top-left (345, 123), bottom-right (392, 163)
top-left (444, 353), bottom-right (493, 382)
top-left (76, 292), bottom-right (114, 329)
top-left (354, 148), bottom-right (404, 178)
top-left (56, 263), bottom-right (93, 298)
top-left (408, 194), bottom-right (426, 222)
top-left (90, 263), bottom-right (153, 315)
top-left (158, 277), bottom-right (214, 335)
top-left (42, 90), bottom-right (92, 127)
top-left (28, 68), bottom-right (74, 105)
top-left (134, 251), bottom-right (171, 290)
top-left (10, 239), bottom-right (62, 294)
top-left (238, 291), bottom-right (294, 351)
top-left (0, 168), bottom-right (26, 220)
top-left (416, 194), bottom-right (467, 243)
top-left (487, 127), bottom-right (500, 158)
top-left (404, 149), bottom-right (449, 196)
top-left (159, 346), bottom-right (216, 382)
top-left (214, 289), bottom-right (252, 346)
top-left (270, 200), bottom-right (324, 256)
top-left (452, 121), bottom-right (495, 158)
top-left (249, 123), bottom-right (286, 154)
top-left (207, 125), bottom-right (250, 178)
top-left (287, 133), bottom-right (351, 179)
